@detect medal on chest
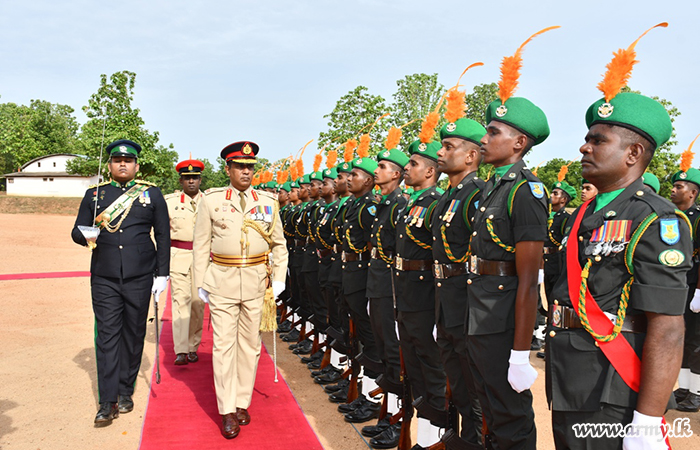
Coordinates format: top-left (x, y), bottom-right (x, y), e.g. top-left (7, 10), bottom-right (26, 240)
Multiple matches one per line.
top-left (443, 199), bottom-right (460, 223)
top-left (584, 220), bottom-right (631, 256)
top-left (139, 190), bottom-right (151, 205)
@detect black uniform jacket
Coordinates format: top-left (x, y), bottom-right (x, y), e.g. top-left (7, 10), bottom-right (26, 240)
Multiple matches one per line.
top-left (431, 172), bottom-right (484, 328)
top-left (71, 180), bottom-right (170, 279)
top-left (546, 178), bottom-right (692, 411)
top-left (395, 186), bottom-right (442, 312)
top-left (328, 196), bottom-right (351, 286)
top-left (543, 209), bottom-right (570, 280)
top-left (342, 191), bottom-right (378, 295)
top-left (367, 188), bottom-right (407, 299)
top-left (467, 160), bottom-right (548, 335)
top-left (301, 199), bottom-right (325, 273)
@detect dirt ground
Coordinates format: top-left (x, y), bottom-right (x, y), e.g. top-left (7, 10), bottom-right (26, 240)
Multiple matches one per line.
top-left (0, 212), bottom-right (698, 449)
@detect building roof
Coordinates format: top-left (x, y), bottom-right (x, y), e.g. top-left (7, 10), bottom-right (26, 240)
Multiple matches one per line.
top-left (20, 153), bottom-right (82, 170)
top-left (2, 171), bottom-right (92, 178)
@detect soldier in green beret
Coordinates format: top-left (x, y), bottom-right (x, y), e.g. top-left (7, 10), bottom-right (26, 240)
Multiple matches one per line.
top-left (581, 178), bottom-right (598, 203)
top-left (468, 29), bottom-right (557, 449)
top-left (546, 24), bottom-right (693, 449)
top-left (642, 172), bottom-right (660, 194)
top-left (670, 144), bottom-right (700, 412)
top-left (431, 107), bottom-right (487, 449)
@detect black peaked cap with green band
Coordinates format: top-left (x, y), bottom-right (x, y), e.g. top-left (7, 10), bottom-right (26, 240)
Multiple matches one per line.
top-left (107, 139), bottom-right (141, 158)
top-left (323, 167), bottom-right (338, 179)
top-left (551, 181), bottom-right (577, 200)
top-left (485, 97), bottom-right (550, 146)
top-left (439, 117), bottom-right (487, 144)
top-left (377, 148), bottom-right (410, 169)
top-left (586, 92), bottom-right (672, 149)
top-left (408, 140), bottom-right (441, 161)
top-left (352, 157), bottom-right (378, 176)
top-left (671, 168), bottom-right (700, 187)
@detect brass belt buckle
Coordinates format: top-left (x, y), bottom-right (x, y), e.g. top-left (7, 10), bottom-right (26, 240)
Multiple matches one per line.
top-left (370, 247), bottom-right (378, 259)
top-left (551, 304), bottom-right (563, 328)
top-left (470, 255), bottom-right (479, 275)
top-left (395, 256), bottom-right (403, 271)
top-left (341, 251), bottom-right (348, 263)
top-left (433, 263), bottom-right (444, 279)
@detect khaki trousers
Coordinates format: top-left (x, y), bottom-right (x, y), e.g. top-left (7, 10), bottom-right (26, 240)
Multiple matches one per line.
top-left (170, 268), bottom-right (205, 354)
top-left (209, 292), bottom-right (263, 415)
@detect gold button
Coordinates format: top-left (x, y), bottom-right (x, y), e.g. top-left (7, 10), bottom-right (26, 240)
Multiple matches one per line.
top-left (578, 236), bottom-right (583, 241)
top-left (488, 215), bottom-right (494, 220)
top-left (595, 341), bottom-right (600, 347)
top-left (446, 223), bottom-right (451, 227)
top-left (467, 279), bottom-right (473, 285)
top-left (636, 190), bottom-right (644, 196)
top-left (386, 264), bottom-right (390, 268)
top-left (419, 275), bottom-right (424, 280)
top-left (473, 231), bottom-right (477, 236)
top-left (437, 282), bottom-right (442, 287)
top-left (435, 260), bottom-right (439, 264)
top-left (498, 285), bottom-right (504, 290)
top-left (342, 265), bottom-right (345, 269)
top-left (549, 331), bottom-right (556, 338)
top-left (400, 234), bottom-right (403, 238)
top-left (349, 225), bottom-right (353, 229)
top-left (119, 245), bottom-right (123, 249)
top-left (594, 255), bottom-right (601, 262)
top-left (433, 237), bottom-right (437, 241)
top-left (480, 207), bottom-right (485, 212)
top-left (119, 230), bottom-right (123, 233)
top-left (359, 263), bottom-right (363, 268)
top-left (554, 299), bottom-right (559, 305)
top-left (396, 272), bottom-right (400, 276)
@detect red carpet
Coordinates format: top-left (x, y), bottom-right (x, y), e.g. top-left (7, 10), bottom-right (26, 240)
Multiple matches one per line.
top-left (139, 291), bottom-right (323, 450)
top-left (0, 271), bottom-right (90, 280)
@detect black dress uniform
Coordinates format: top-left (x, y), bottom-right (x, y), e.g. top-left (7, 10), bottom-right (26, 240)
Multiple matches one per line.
top-left (682, 204), bottom-right (700, 380)
top-left (301, 197), bottom-right (327, 329)
top-left (431, 172), bottom-right (484, 443)
top-left (543, 209), bottom-right (570, 301)
top-left (316, 194), bottom-right (345, 333)
top-left (342, 190), bottom-right (381, 373)
top-left (467, 160), bottom-right (548, 449)
top-left (546, 179), bottom-right (692, 449)
top-left (328, 194), bottom-right (352, 341)
top-left (394, 186), bottom-right (446, 422)
top-left (282, 199), bottom-right (303, 315)
top-left (367, 187), bottom-right (406, 392)
top-left (71, 179), bottom-right (170, 404)
top-left (292, 197), bottom-right (312, 319)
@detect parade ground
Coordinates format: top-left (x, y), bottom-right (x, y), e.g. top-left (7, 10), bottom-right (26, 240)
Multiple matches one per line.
top-left (1, 210), bottom-right (698, 449)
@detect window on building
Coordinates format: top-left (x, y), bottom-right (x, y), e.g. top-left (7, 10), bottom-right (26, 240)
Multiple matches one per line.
top-left (8, 178), bottom-right (13, 184)
top-left (49, 178), bottom-right (54, 181)
top-left (53, 162), bottom-right (56, 167)
top-left (43, 178), bottom-right (47, 181)
top-left (38, 162), bottom-right (41, 167)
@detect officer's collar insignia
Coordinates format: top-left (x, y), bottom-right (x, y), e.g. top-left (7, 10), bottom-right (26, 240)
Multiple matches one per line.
top-left (604, 210), bottom-right (617, 218)
top-left (242, 143), bottom-right (252, 155)
top-left (680, 172), bottom-right (688, 179)
top-left (496, 104), bottom-right (508, 117)
top-left (508, 172), bottom-right (516, 179)
top-left (659, 218), bottom-right (680, 245)
top-left (529, 182), bottom-right (544, 198)
top-left (597, 102), bottom-right (614, 118)
top-left (418, 143), bottom-right (427, 152)
top-left (446, 123), bottom-right (457, 132)
top-left (659, 249), bottom-right (684, 266)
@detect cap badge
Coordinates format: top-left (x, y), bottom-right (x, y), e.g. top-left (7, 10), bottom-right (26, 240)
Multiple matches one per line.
top-left (357, 158), bottom-right (363, 164)
top-left (325, 169), bottom-right (330, 175)
top-left (343, 163), bottom-right (349, 169)
top-left (188, 164), bottom-right (193, 171)
top-left (496, 104), bottom-right (508, 117)
top-left (680, 172), bottom-right (688, 179)
top-left (418, 143), bottom-right (427, 152)
top-left (446, 123), bottom-right (457, 132)
top-left (597, 102), bottom-right (614, 118)
top-left (119, 145), bottom-right (127, 152)
top-left (242, 143), bottom-right (252, 155)
top-left (382, 151), bottom-right (390, 157)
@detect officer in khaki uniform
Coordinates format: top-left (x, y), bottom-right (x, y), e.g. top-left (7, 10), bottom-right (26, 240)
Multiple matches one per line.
top-left (165, 158), bottom-right (205, 365)
top-left (193, 141), bottom-right (288, 439)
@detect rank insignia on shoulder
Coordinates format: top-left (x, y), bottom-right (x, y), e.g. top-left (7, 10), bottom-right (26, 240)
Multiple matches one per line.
top-left (529, 182), bottom-right (544, 198)
top-left (368, 205), bottom-right (377, 216)
top-left (660, 218), bottom-right (680, 245)
top-left (659, 249), bottom-right (684, 266)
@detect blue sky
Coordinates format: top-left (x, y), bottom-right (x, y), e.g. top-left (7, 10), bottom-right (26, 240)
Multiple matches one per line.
top-left (1, 1), bottom-right (699, 170)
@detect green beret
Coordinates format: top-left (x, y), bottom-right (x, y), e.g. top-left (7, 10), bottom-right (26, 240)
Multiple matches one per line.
top-left (264, 181), bottom-right (278, 190)
top-left (352, 157), bottom-right (378, 176)
top-left (585, 92), bottom-right (672, 149)
top-left (322, 167), bottom-right (338, 179)
top-left (671, 168), bottom-right (700, 187)
top-left (310, 171), bottom-right (324, 182)
top-left (377, 148), bottom-right (409, 169)
top-left (337, 161), bottom-right (353, 173)
top-left (485, 97), bottom-right (550, 146)
top-left (551, 181), bottom-right (577, 200)
top-left (299, 174), bottom-right (311, 184)
top-left (280, 181), bottom-right (292, 192)
top-left (290, 181), bottom-right (300, 189)
top-left (642, 172), bottom-right (661, 193)
top-left (408, 140), bottom-right (441, 162)
top-left (581, 178), bottom-right (592, 186)
top-left (439, 118), bottom-right (487, 145)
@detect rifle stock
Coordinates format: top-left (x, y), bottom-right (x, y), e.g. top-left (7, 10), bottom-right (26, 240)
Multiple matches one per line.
top-left (344, 317), bottom-right (359, 403)
top-left (397, 348), bottom-right (412, 450)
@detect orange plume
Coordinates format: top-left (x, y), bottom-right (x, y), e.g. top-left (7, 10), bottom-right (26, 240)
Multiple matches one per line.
top-left (680, 134), bottom-right (700, 172)
top-left (418, 111), bottom-right (440, 144)
top-left (357, 134), bottom-right (371, 158)
top-left (344, 139), bottom-right (358, 162)
top-left (598, 23), bottom-right (667, 102)
top-left (296, 158), bottom-right (304, 177)
top-left (532, 161), bottom-right (544, 177)
top-left (326, 150), bottom-right (337, 168)
top-left (385, 127), bottom-right (402, 151)
top-left (444, 87), bottom-right (466, 123)
top-left (498, 26), bottom-right (560, 104)
top-left (313, 153), bottom-right (323, 172)
top-left (252, 173), bottom-right (260, 186)
top-left (262, 170), bottom-right (273, 184)
top-left (290, 162), bottom-right (298, 181)
top-left (557, 162), bottom-right (572, 182)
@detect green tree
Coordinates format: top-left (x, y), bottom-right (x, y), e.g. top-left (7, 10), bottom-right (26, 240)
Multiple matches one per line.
top-left (67, 71), bottom-right (178, 189)
top-left (388, 74), bottom-right (445, 150)
top-left (317, 86), bottom-right (389, 157)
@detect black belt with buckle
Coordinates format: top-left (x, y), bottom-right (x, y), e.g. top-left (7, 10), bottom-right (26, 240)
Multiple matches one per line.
top-left (317, 248), bottom-right (332, 258)
top-left (549, 304), bottom-right (647, 333)
top-left (433, 262), bottom-right (468, 279)
top-left (395, 256), bottom-right (432, 271)
top-left (294, 238), bottom-right (306, 248)
top-left (543, 246), bottom-right (560, 255)
top-left (342, 251), bottom-right (372, 262)
top-left (370, 247), bottom-right (394, 261)
top-left (469, 256), bottom-right (517, 276)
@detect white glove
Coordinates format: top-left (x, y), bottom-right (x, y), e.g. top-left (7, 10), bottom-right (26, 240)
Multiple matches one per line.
top-left (151, 276), bottom-right (169, 302)
top-left (622, 410), bottom-right (668, 450)
top-left (507, 349), bottom-right (538, 393)
top-left (690, 288), bottom-right (700, 313)
top-left (272, 281), bottom-right (285, 299)
top-left (537, 269), bottom-right (544, 285)
top-left (198, 288), bottom-right (210, 304)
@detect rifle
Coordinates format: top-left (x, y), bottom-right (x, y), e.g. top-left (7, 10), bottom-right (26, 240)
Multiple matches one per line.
top-left (389, 267), bottom-right (412, 450)
top-left (340, 317), bottom-right (360, 404)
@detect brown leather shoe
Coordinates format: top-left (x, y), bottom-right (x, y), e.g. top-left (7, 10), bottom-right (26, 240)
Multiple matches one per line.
top-left (236, 407), bottom-right (251, 426)
top-left (187, 352), bottom-right (199, 363)
top-left (174, 353), bottom-right (188, 365)
top-left (221, 413), bottom-right (240, 439)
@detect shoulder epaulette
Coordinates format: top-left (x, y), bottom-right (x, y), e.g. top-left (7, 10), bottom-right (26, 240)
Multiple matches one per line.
top-left (164, 191), bottom-right (181, 200)
top-left (633, 189), bottom-right (677, 217)
top-left (205, 186), bottom-right (227, 195)
top-left (135, 179), bottom-right (157, 186)
top-left (257, 189), bottom-right (278, 200)
top-left (88, 180), bottom-right (111, 189)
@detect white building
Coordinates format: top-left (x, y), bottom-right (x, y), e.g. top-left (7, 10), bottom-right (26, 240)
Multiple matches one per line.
top-left (2, 154), bottom-right (99, 197)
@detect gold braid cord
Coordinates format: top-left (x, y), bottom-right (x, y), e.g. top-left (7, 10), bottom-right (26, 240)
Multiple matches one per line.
top-left (345, 228), bottom-right (368, 253)
top-left (316, 224), bottom-right (333, 250)
top-left (242, 203), bottom-right (279, 246)
top-left (440, 224), bottom-right (468, 263)
top-left (548, 229), bottom-right (562, 247)
top-left (374, 225), bottom-right (394, 264)
top-left (486, 217), bottom-right (515, 253)
top-left (577, 258), bottom-right (632, 343)
top-left (406, 224), bottom-right (432, 250)
top-left (102, 201), bottom-right (134, 233)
